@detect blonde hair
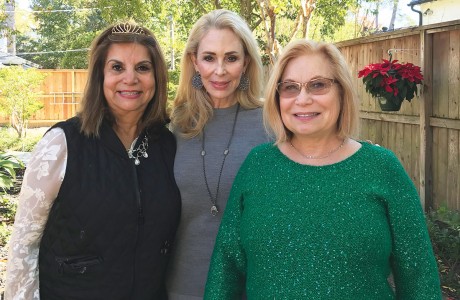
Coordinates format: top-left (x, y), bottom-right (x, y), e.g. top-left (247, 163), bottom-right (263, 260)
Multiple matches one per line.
top-left (170, 9), bottom-right (263, 138)
top-left (263, 39), bottom-right (359, 144)
top-left (79, 22), bottom-right (168, 137)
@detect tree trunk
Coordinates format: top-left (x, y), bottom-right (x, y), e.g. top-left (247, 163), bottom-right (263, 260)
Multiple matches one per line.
top-left (289, 10), bottom-right (302, 41)
top-left (10, 111), bottom-right (24, 138)
top-left (389, 0), bottom-right (399, 30)
top-left (300, 0), bottom-right (315, 38)
top-left (256, 0), bottom-right (279, 65)
top-left (240, 0), bottom-right (252, 26)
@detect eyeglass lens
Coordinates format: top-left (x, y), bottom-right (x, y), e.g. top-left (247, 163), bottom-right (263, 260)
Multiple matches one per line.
top-left (277, 78), bottom-right (334, 97)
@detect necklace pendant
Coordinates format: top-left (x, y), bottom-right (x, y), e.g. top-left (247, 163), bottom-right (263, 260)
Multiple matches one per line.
top-left (134, 158), bottom-right (140, 165)
top-left (210, 205), bottom-right (218, 216)
top-left (143, 152), bottom-right (148, 158)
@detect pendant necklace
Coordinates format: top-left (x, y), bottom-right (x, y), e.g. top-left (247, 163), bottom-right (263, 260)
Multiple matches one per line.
top-left (128, 135), bottom-right (149, 165)
top-left (289, 138), bottom-right (346, 160)
top-left (201, 104), bottom-right (240, 216)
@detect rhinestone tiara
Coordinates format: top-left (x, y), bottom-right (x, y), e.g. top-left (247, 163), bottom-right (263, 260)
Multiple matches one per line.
top-left (111, 23), bottom-right (146, 35)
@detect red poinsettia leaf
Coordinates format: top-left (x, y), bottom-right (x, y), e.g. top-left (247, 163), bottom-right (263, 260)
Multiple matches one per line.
top-left (385, 85), bottom-right (393, 93)
top-left (359, 58), bottom-right (423, 101)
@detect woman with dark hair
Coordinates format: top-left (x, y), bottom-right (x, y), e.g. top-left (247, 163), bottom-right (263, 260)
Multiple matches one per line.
top-left (5, 22), bottom-right (180, 300)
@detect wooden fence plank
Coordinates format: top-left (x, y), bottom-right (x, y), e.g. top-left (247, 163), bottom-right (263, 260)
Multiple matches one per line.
top-left (447, 129), bottom-right (459, 209)
top-left (433, 32), bottom-right (450, 119)
top-left (420, 29), bottom-right (434, 209)
top-left (437, 127), bottom-right (448, 205)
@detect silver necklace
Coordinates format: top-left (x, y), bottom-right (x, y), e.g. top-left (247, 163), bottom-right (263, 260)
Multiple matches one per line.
top-left (201, 104), bottom-right (240, 216)
top-left (128, 135), bottom-right (149, 165)
top-left (289, 138), bottom-right (346, 159)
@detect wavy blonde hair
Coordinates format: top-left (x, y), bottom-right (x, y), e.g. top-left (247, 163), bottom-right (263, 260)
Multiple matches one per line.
top-left (263, 39), bottom-right (359, 144)
top-left (170, 9), bottom-right (263, 138)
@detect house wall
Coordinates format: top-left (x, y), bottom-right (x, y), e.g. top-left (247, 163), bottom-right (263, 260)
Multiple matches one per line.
top-left (421, 0), bottom-right (460, 25)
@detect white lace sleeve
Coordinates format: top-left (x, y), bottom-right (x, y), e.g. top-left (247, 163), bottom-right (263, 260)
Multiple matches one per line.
top-left (4, 128), bottom-right (67, 300)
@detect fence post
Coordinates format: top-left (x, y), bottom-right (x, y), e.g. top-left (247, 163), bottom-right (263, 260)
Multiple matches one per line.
top-left (419, 29), bottom-right (433, 211)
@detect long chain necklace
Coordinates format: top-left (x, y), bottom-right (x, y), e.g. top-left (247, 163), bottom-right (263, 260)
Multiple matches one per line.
top-left (289, 138), bottom-right (346, 160)
top-left (128, 135), bottom-right (149, 165)
top-left (201, 104), bottom-right (240, 216)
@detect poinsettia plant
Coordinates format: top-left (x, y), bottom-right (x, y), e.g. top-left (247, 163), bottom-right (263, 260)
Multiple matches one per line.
top-left (358, 59), bottom-right (424, 104)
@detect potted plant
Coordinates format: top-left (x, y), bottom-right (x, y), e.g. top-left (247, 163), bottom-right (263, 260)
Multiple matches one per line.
top-left (358, 58), bottom-right (424, 111)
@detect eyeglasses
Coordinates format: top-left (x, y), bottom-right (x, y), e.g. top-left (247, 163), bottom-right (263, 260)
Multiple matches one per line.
top-left (277, 78), bottom-right (337, 98)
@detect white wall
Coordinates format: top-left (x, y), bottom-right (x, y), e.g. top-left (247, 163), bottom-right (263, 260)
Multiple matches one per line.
top-left (421, 0), bottom-right (460, 25)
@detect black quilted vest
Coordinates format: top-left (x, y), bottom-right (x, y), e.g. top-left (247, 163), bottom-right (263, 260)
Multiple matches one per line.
top-left (38, 117), bottom-right (181, 300)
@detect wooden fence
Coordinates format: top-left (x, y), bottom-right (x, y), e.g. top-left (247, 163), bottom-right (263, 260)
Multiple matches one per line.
top-left (336, 19), bottom-right (460, 211)
top-left (1, 19), bottom-right (459, 210)
top-left (0, 69), bottom-right (87, 126)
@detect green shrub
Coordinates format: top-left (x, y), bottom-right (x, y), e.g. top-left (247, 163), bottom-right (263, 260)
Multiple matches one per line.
top-left (0, 126), bottom-right (45, 152)
top-left (167, 69), bottom-right (180, 109)
top-left (0, 221), bottom-right (12, 247)
top-left (0, 196), bottom-right (17, 223)
top-left (0, 67), bottom-right (46, 138)
top-left (0, 153), bottom-right (24, 194)
top-left (427, 206), bottom-right (460, 298)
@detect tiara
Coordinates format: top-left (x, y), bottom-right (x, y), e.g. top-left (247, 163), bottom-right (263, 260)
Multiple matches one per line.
top-left (111, 23), bottom-right (146, 35)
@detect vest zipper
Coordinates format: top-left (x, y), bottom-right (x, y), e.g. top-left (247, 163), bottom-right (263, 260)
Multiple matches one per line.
top-left (132, 164), bottom-right (144, 225)
top-left (130, 161), bottom-right (143, 297)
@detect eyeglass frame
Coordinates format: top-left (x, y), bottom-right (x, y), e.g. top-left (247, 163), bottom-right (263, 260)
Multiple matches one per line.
top-left (276, 77), bottom-right (338, 97)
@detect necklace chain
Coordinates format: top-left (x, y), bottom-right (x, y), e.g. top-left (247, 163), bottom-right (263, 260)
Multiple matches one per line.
top-left (201, 104), bottom-right (240, 216)
top-left (128, 135), bottom-right (149, 165)
top-left (290, 138), bottom-right (346, 160)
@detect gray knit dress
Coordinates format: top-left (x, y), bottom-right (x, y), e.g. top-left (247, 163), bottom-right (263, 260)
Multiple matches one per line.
top-left (166, 105), bottom-right (269, 299)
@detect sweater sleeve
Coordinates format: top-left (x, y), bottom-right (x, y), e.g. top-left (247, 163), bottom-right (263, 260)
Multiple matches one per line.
top-left (204, 154), bottom-right (251, 299)
top-left (5, 128), bottom-right (67, 300)
top-left (381, 151), bottom-right (442, 300)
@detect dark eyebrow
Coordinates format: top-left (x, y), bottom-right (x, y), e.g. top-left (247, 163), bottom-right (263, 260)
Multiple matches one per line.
top-left (105, 59), bottom-right (153, 65)
top-left (106, 59), bottom-right (122, 65)
top-left (137, 60), bottom-right (153, 65)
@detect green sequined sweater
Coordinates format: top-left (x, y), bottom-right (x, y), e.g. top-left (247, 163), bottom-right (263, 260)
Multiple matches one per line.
top-left (204, 142), bottom-right (441, 300)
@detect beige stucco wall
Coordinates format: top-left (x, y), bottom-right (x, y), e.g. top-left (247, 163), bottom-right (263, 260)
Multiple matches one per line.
top-left (421, 0), bottom-right (460, 25)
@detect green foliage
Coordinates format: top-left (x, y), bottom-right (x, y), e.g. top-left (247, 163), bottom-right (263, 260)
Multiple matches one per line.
top-left (315, 0), bottom-right (356, 38)
top-left (0, 221), bottom-right (13, 247)
top-left (16, 0), bottom-right (382, 69)
top-left (17, 0), bottom-right (109, 68)
top-left (0, 67), bottom-right (46, 138)
top-left (0, 196), bottom-right (17, 223)
top-left (0, 195), bottom-right (16, 247)
top-left (426, 206), bottom-right (460, 298)
top-left (0, 2), bottom-right (7, 34)
top-left (0, 153), bottom-right (23, 194)
top-left (0, 127), bottom-right (45, 152)
top-left (167, 69), bottom-right (180, 105)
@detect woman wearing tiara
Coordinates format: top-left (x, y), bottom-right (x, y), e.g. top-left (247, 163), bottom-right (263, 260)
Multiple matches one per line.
top-left (5, 22), bottom-right (180, 300)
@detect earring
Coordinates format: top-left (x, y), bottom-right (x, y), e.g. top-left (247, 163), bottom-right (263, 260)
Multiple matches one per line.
top-left (238, 73), bottom-right (250, 91)
top-left (192, 72), bottom-right (203, 89)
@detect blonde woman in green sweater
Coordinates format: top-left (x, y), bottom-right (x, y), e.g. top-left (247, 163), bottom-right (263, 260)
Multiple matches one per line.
top-left (204, 39), bottom-right (442, 299)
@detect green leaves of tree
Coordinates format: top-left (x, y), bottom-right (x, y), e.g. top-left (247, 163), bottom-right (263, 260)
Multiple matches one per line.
top-left (15, 0), bottom-right (384, 69)
top-left (0, 67), bottom-right (46, 137)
